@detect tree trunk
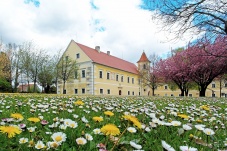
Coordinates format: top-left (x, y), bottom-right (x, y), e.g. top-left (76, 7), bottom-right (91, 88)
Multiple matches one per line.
top-left (180, 88), bottom-right (184, 96)
top-left (199, 87), bottom-right (206, 97)
top-left (152, 87), bottom-right (155, 96)
top-left (63, 81), bottom-right (66, 94)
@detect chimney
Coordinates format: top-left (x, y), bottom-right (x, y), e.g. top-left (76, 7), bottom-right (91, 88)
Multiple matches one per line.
top-left (107, 51), bottom-right (110, 55)
top-left (95, 46), bottom-right (100, 53)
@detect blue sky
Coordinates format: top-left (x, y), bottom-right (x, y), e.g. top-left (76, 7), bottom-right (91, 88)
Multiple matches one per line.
top-left (0, 0), bottom-right (189, 63)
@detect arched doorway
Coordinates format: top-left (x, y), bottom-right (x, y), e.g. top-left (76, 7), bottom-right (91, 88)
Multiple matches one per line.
top-left (119, 90), bottom-right (122, 95)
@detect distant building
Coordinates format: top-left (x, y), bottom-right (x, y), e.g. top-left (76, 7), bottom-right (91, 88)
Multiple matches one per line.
top-left (17, 83), bottom-right (41, 93)
top-left (57, 40), bottom-right (227, 97)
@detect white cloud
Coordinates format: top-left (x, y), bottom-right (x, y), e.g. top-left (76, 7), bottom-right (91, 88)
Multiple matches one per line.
top-left (0, 0), bottom-right (189, 63)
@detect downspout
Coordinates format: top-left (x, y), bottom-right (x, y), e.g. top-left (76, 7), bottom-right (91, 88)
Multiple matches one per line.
top-left (93, 62), bottom-right (95, 95)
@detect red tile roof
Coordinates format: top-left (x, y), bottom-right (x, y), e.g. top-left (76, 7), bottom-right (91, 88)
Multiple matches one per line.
top-left (75, 41), bottom-right (138, 74)
top-left (137, 52), bottom-right (150, 63)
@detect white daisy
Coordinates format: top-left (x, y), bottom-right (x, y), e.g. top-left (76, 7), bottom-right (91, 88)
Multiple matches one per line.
top-left (76, 137), bottom-right (87, 145)
top-left (183, 124), bottom-right (192, 131)
top-left (19, 137), bottom-right (28, 144)
top-left (180, 146), bottom-right (197, 151)
top-left (130, 141), bottom-right (142, 150)
top-left (203, 128), bottom-right (215, 135)
top-left (85, 134), bottom-right (93, 141)
top-left (51, 132), bottom-right (67, 144)
top-left (35, 140), bottom-right (45, 150)
top-left (127, 127), bottom-right (137, 133)
top-left (93, 128), bottom-right (101, 134)
top-left (161, 140), bottom-right (175, 151)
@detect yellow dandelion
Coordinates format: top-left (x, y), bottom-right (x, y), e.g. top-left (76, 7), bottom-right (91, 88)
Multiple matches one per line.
top-left (122, 115), bottom-right (142, 128)
top-left (93, 116), bottom-right (103, 122)
top-left (74, 100), bottom-right (84, 105)
top-left (200, 105), bottom-right (210, 111)
top-left (0, 125), bottom-right (22, 138)
top-left (27, 117), bottom-right (40, 123)
top-left (177, 114), bottom-right (189, 119)
top-left (11, 113), bottom-right (24, 120)
top-left (104, 111), bottom-right (114, 116)
top-left (101, 124), bottom-right (120, 136)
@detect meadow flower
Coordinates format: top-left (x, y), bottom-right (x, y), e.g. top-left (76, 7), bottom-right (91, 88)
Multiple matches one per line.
top-left (27, 126), bottom-right (37, 132)
top-left (104, 111), bottom-right (114, 116)
top-left (41, 120), bottom-right (48, 125)
top-left (11, 113), bottom-right (24, 120)
top-left (68, 120), bottom-right (78, 128)
top-left (127, 127), bottom-right (137, 133)
top-left (171, 121), bottom-right (181, 126)
top-left (0, 125), bottom-right (22, 138)
top-left (59, 124), bottom-right (67, 130)
top-left (178, 114), bottom-right (189, 120)
top-left (76, 137), bottom-right (87, 145)
top-left (183, 124), bottom-right (192, 131)
top-left (179, 146), bottom-right (197, 151)
top-left (74, 100), bottom-right (84, 106)
top-left (51, 132), bottom-right (67, 144)
top-left (195, 124), bottom-right (205, 131)
top-left (27, 117), bottom-right (40, 123)
top-left (28, 140), bottom-right (35, 147)
top-left (82, 116), bottom-right (89, 123)
top-left (123, 115), bottom-right (142, 128)
top-left (101, 124), bottom-right (120, 136)
top-left (200, 105), bottom-right (210, 111)
top-left (19, 137), bottom-right (28, 144)
top-left (93, 128), bottom-right (101, 134)
top-left (130, 141), bottom-right (142, 150)
top-left (35, 140), bottom-right (45, 149)
top-left (85, 133), bottom-right (93, 141)
top-left (18, 123), bottom-right (26, 130)
top-left (47, 141), bottom-right (59, 149)
top-left (203, 128), bottom-right (215, 135)
top-left (161, 140), bottom-right (175, 151)
top-left (93, 116), bottom-right (104, 122)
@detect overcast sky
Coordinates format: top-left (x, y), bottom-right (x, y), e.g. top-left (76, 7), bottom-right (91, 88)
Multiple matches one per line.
top-left (0, 0), bottom-right (189, 64)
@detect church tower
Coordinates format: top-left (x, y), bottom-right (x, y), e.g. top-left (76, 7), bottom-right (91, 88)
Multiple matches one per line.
top-left (137, 52), bottom-right (151, 96)
top-left (137, 52), bottom-right (150, 72)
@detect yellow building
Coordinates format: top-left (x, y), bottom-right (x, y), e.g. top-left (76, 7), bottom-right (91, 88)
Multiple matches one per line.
top-left (57, 40), bottom-right (227, 97)
top-left (57, 40), bottom-right (149, 96)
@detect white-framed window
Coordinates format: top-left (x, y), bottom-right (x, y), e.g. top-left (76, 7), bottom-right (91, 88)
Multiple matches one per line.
top-left (107, 72), bottom-right (110, 80)
top-left (164, 85), bottom-right (168, 90)
top-left (81, 69), bottom-right (86, 78)
top-left (100, 89), bottom-right (103, 94)
top-left (189, 94), bottom-right (193, 97)
top-left (132, 78), bottom-right (134, 84)
top-left (76, 53), bottom-right (80, 59)
top-left (82, 88), bottom-right (85, 94)
top-left (116, 74), bottom-right (119, 81)
top-left (99, 70), bottom-right (103, 78)
top-left (107, 89), bottom-right (110, 94)
top-left (132, 91), bottom-right (134, 95)
top-left (75, 89), bottom-right (78, 94)
top-left (127, 77), bottom-right (130, 83)
top-left (121, 76), bottom-right (124, 82)
top-left (212, 83), bottom-right (215, 88)
top-left (128, 91), bottom-right (130, 95)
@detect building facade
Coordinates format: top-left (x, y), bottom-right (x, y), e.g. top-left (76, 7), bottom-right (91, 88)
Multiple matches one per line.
top-left (57, 40), bottom-right (227, 97)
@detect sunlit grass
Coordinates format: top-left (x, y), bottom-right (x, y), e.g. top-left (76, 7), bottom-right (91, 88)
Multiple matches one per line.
top-left (0, 94), bottom-right (226, 150)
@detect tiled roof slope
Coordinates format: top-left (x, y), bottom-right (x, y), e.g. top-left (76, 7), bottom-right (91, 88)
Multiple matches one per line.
top-left (75, 41), bottom-right (138, 74)
top-left (137, 52), bottom-right (150, 63)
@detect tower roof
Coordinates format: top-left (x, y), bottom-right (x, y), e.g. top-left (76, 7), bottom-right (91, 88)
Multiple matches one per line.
top-left (137, 52), bottom-right (150, 63)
